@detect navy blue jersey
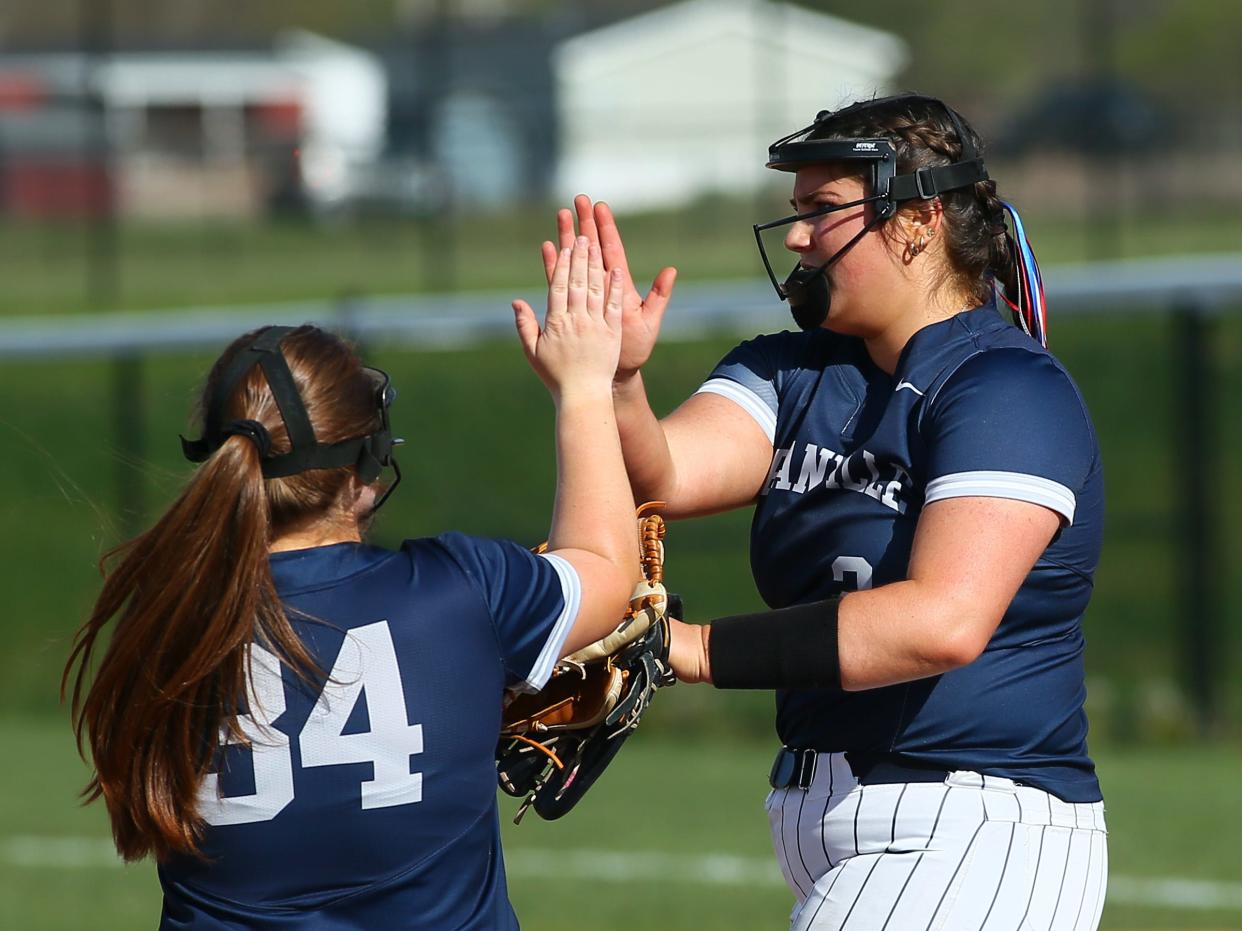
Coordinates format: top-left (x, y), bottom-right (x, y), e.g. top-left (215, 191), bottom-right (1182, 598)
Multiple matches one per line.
top-left (158, 533), bottom-right (581, 930)
top-left (698, 304), bottom-right (1104, 802)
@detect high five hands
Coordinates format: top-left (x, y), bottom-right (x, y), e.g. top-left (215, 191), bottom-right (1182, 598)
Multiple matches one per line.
top-left (513, 236), bottom-right (624, 402)
top-left (540, 195), bottom-right (678, 380)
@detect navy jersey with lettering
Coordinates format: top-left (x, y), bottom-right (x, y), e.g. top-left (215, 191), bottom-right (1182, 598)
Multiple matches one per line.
top-left (697, 304), bottom-right (1103, 803)
top-left (157, 533), bottom-right (581, 930)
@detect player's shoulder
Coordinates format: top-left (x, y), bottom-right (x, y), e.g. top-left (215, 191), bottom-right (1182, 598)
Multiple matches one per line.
top-left (406, 530), bottom-right (514, 562)
top-left (411, 532), bottom-right (543, 582)
top-left (928, 309), bottom-right (1086, 408)
top-left (940, 343), bottom-right (1072, 394)
top-left (916, 314), bottom-right (1098, 464)
top-left (755, 325), bottom-right (854, 358)
top-left (394, 534), bottom-right (555, 625)
top-left (721, 326), bottom-right (858, 377)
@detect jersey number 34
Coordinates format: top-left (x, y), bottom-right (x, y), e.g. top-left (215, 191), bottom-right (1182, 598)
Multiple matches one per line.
top-left (198, 620), bottom-right (425, 826)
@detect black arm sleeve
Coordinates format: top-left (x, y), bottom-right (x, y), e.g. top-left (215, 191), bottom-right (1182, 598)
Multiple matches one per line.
top-left (708, 596), bottom-right (842, 690)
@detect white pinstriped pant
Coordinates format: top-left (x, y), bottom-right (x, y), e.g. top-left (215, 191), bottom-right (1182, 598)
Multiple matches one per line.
top-left (766, 753), bottom-right (1108, 931)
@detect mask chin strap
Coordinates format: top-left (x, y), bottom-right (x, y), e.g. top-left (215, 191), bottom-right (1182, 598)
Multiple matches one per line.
top-left (782, 211), bottom-right (887, 330)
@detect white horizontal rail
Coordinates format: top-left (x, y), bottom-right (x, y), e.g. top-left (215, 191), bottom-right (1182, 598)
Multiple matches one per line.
top-left (1, 253), bottom-right (1239, 360)
top-left (5, 835), bottom-right (1242, 912)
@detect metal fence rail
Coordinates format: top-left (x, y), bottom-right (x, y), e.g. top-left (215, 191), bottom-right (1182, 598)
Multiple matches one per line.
top-left (2, 253), bottom-right (1240, 359)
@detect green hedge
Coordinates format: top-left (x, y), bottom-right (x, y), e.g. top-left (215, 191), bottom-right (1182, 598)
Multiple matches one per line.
top-left (4, 312), bottom-right (1240, 740)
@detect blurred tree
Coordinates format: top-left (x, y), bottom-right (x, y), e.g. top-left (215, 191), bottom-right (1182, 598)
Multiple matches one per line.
top-left (791, 0), bottom-right (1240, 152)
top-left (794, 1), bottom-right (1231, 110)
top-left (1117, 0), bottom-right (1242, 138)
top-left (797, 0), bottom-right (1086, 102)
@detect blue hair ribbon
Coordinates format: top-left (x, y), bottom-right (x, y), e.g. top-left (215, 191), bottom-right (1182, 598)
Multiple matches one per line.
top-left (998, 201), bottom-right (1047, 347)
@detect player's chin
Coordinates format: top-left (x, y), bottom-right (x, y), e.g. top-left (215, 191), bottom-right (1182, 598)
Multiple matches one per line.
top-left (822, 296), bottom-right (869, 336)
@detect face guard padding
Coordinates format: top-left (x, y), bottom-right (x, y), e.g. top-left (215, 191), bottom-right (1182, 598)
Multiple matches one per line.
top-left (755, 97), bottom-right (990, 330)
top-left (181, 325), bottom-right (405, 512)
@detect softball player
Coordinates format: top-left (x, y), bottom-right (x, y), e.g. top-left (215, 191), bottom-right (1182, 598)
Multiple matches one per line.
top-left (65, 238), bottom-right (638, 929)
top-left (552, 93), bottom-right (1107, 929)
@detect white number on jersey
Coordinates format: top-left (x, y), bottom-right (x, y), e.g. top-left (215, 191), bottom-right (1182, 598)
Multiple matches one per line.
top-left (198, 621), bottom-right (424, 826)
top-left (199, 643), bottom-right (295, 826)
top-left (832, 555), bottom-right (874, 591)
top-left (300, 621), bottom-right (424, 809)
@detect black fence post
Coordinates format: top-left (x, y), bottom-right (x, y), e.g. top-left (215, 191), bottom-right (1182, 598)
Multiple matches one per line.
top-left (81, 0), bottom-right (119, 310)
top-left (112, 352), bottom-right (146, 538)
top-left (1174, 301), bottom-right (1220, 736)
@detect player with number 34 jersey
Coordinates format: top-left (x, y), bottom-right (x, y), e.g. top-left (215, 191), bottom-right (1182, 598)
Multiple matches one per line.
top-left (66, 237), bottom-right (639, 929)
top-left (159, 534), bottom-right (580, 927)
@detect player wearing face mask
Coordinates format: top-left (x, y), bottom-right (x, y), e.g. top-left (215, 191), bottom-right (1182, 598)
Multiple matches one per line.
top-left (546, 93), bottom-right (1106, 930)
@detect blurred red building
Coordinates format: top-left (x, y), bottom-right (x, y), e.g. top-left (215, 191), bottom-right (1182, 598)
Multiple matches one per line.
top-left (0, 31), bottom-right (386, 220)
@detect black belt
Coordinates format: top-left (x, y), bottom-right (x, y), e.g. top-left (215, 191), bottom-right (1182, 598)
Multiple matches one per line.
top-left (769, 747), bottom-right (950, 789)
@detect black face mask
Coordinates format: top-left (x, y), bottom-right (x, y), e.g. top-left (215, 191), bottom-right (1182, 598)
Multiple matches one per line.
top-left (782, 263), bottom-right (833, 330)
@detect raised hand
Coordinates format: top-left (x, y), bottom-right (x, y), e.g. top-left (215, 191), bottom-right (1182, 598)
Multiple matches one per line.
top-left (541, 195), bottom-right (677, 380)
top-left (514, 235), bottom-right (624, 401)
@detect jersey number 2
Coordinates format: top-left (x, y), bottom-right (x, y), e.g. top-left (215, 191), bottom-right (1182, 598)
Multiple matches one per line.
top-left (832, 555), bottom-right (874, 591)
top-left (198, 620), bottom-right (425, 826)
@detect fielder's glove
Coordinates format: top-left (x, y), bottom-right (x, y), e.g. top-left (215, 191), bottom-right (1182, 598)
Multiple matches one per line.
top-left (496, 503), bottom-right (678, 822)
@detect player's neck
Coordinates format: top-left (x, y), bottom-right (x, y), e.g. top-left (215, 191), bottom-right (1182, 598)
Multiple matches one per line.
top-left (269, 521), bottom-right (362, 553)
top-left (268, 485), bottom-right (372, 553)
top-left (864, 287), bottom-right (976, 374)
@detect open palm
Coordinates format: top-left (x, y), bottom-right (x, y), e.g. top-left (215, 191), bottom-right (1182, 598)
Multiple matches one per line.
top-left (541, 195), bottom-right (677, 378)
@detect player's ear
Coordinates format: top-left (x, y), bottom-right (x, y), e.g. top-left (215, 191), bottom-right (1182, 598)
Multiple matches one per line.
top-left (894, 197), bottom-right (940, 244)
top-left (347, 474), bottom-right (376, 518)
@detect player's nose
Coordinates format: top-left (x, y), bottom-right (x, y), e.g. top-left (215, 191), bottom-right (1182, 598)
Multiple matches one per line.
top-left (784, 219), bottom-right (813, 253)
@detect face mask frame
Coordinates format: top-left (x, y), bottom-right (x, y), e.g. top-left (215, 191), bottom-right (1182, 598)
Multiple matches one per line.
top-left (751, 186), bottom-right (893, 309)
top-left (364, 365), bottom-right (404, 513)
top-left (755, 98), bottom-right (990, 329)
top-left (752, 138), bottom-right (899, 328)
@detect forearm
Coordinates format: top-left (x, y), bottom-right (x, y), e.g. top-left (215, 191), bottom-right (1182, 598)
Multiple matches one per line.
top-left (682, 500), bottom-right (1051, 691)
top-left (547, 386), bottom-right (641, 580)
top-left (612, 371), bottom-right (679, 504)
top-left (836, 583), bottom-right (983, 690)
top-left (688, 583), bottom-right (985, 691)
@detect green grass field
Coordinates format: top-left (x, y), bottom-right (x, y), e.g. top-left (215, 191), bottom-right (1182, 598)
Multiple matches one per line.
top-left (3, 715), bottom-right (1241, 930)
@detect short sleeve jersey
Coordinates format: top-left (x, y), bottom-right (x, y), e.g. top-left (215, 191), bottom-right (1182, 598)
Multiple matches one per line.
top-left (157, 534), bottom-right (581, 930)
top-left (697, 304), bottom-right (1104, 802)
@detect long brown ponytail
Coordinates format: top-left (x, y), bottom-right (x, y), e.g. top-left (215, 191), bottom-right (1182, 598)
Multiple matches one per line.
top-left (63, 325), bottom-right (382, 862)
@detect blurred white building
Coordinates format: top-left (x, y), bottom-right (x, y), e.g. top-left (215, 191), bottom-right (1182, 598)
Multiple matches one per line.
top-left (553, 0), bottom-right (908, 211)
top-left (0, 30), bottom-right (386, 219)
